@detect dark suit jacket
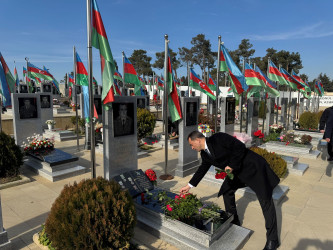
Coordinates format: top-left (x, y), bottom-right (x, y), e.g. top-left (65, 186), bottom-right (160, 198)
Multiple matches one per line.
top-left (324, 108), bottom-right (333, 141)
top-left (189, 132), bottom-right (280, 200)
top-left (320, 106), bottom-right (333, 138)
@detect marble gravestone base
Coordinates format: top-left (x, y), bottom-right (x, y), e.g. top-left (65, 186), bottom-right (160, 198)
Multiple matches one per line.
top-left (279, 98), bottom-right (288, 127)
top-left (175, 97), bottom-right (201, 177)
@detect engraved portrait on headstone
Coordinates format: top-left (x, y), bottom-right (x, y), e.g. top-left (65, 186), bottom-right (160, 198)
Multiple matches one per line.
top-left (113, 103), bottom-right (134, 137)
top-left (186, 101), bottom-right (197, 126)
top-left (40, 95), bottom-right (51, 109)
top-left (43, 84), bottom-right (51, 92)
top-left (137, 98), bottom-right (145, 109)
top-left (226, 97), bottom-right (236, 124)
top-left (253, 100), bottom-right (259, 117)
top-left (20, 85), bottom-right (28, 93)
top-left (94, 97), bottom-right (102, 115)
top-left (19, 97), bottom-right (37, 119)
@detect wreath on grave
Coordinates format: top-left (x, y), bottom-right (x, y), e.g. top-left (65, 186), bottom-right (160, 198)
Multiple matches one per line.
top-left (23, 134), bottom-right (55, 155)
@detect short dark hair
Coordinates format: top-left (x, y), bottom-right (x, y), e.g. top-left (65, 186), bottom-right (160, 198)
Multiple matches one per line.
top-left (187, 131), bottom-right (205, 141)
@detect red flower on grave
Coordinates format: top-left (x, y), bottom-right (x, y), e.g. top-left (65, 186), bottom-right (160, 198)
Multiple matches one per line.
top-left (144, 142), bottom-right (147, 145)
top-left (285, 142), bottom-right (290, 146)
top-left (140, 193), bottom-right (145, 203)
top-left (145, 169), bottom-right (157, 184)
top-left (166, 204), bottom-right (173, 211)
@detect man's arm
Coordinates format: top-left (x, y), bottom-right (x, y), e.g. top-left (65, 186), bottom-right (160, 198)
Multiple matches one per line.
top-left (319, 108), bottom-right (330, 131)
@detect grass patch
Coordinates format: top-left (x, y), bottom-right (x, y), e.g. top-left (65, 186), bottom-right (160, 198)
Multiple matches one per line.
top-left (0, 175), bottom-right (22, 184)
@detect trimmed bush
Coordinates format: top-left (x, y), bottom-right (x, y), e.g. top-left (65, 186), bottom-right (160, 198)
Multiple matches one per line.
top-left (299, 111), bottom-right (319, 130)
top-left (137, 108), bottom-right (156, 142)
top-left (0, 131), bottom-right (23, 178)
top-left (259, 101), bottom-right (267, 119)
top-left (250, 147), bottom-right (287, 178)
top-left (45, 177), bottom-right (136, 249)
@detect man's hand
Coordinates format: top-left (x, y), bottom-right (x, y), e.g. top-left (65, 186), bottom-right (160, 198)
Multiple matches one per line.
top-left (326, 138), bottom-right (330, 142)
top-left (225, 166), bottom-right (233, 173)
top-left (180, 184), bottom-right (191, 194)
top-left (320, 130), bottom-right (325, 133)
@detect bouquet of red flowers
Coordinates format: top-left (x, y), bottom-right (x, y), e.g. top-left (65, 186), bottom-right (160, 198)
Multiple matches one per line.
top-left (215, 168), bottom-right (234, 180)
top-left (145, 169), bottom-right (157, 185)
top-left (254, 129), bottom-right (264, 139)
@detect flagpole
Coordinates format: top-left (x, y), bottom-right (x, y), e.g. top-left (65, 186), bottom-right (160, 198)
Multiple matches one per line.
top-left (73, 47), bottom-right (80, 152)
top-left (242, 57), bottom-right (247, 134)
top-left (287, 67), bottom-right (292, 131)
top-left (87, 0), bottom-right (96, 178)
top-left (206, 64), bottom-right (210, 116)
top-left (0, 95), bottom-right (2, 132)
top-left (122, 51), bottom-right (126, 95)
top-left (297, 91), bottom-right (300, 119)
top-left (160, 34), bottom-right (173, 180)
top-left (215, 36), bottom-right (221, 134)
top-left (25, 57), bottom-right (30, 93)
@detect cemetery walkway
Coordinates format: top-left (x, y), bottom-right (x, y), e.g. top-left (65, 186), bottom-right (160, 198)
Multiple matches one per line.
top-left (1, 138), bottom-right (333, 249)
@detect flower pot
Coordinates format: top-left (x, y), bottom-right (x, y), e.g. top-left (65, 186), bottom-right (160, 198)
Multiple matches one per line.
top-left (72, 107), bottom-right (76, 111)
top-left (48, 124), bottom-right (53, 131)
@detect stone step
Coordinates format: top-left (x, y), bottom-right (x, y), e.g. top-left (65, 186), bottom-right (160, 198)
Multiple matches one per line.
top-left (288, 163), bottom-right (309, 176)
top-left (281, 155), bottom-right (299, 168)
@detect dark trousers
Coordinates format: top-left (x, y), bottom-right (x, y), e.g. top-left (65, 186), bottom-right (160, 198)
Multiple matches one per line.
top-left (223, 188), bottom-right (278, 241)
top-left (327, 141), bottom-right (333, 158)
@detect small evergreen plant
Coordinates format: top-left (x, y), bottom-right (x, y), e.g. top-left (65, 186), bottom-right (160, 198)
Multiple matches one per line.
top-left (45, 177), bottom-right (136, 249)
top-left (299, 111), bottom-right (319, 130)
top-left (0, 131), bottom-right (23, 178)
top-left (137, 108), bottom-right (156, 142)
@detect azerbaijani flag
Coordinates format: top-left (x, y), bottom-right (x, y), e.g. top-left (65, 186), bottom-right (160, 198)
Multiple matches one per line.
top-left (318, 81), bottom-right (324, 95)
top-left (268, 61), bottom-right (288, 85)
top-left (166, 48), bottom-right (182, 122)
top-left (157, 77), bottom-right (164, 91)
top-left (314, 81), bottom-right (322, 96)
top-left (23, 67), bottom-right (31, 83)
top-left (28, 63), bottom-right (53, 81)
top-left (245, 63), bottom-right (264, 98)
top-left (93, 77), bottom-right (98, 85)
top-left (0, 62), bottom-right (11, 107)
top-left (138, 76), bottom-right (147, 91)
top-left (14, 66), bottom-right (19, 86)
top-left (124, 54), bottom-right (140, 87)
top-left (43, 66), bottom-right (60, 91)
top-left (219, 45), bottom-right (228, 72)
top-left (280, 67), bottom-right (305, 91)
top-left (190, 68), bottom-right (216, 100)
top-left (68, 74), bottom-right (75, 86)
top-left (0, 52), bottom-right (16, 93)
top-left (220, 44), bottom-right (248, 94)
top-left (91, 0), bottom-right (116, 106)
top-left (76, 52), bottom-right (90, 122)
top-left (254, 66), bottom-right (280, 97)
top-left (291, 70), bottom-right (311, 93)
top-left (113, 79), bottom-right (122, 96)
top-left (114, 70), bottom-right (123, 82)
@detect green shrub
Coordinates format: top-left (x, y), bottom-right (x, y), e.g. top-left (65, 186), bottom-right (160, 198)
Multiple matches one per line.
top-left (45, 177), bottom-right (136, 249)
top-left (39, 224), bottom-right (55, 250)
top-left (70, 116), bottom-right (86, 134)
top-left (0, 131), bottom-right (23, 178)
top-left (263, 132), bottom-right (280, 143)
top-left (250, 147), bottom-right (287, 178)
top-left (299, 111), bottom-right (319, 130)
top-left (137, 108), bottom-right (156, 142)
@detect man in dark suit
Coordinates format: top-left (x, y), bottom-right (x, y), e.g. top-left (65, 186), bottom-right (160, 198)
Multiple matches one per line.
top-left (114, 104), bottom-right (134, 137)
top-left (320, 106), bottom-right (333, 161)
top-left (180, 131), bottom-right (280, 250)
top-left (19, 99), bottom-right (37, 119)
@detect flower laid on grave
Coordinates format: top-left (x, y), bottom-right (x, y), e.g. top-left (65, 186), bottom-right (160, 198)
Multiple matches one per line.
top-left (22, 134), bottom-right (55, 154)
top-left (70, 102), bottom-right (79, 108)
top-left (278, 131), bottom-right (312, 146)
top-left (254, 129), bottom-right (265, 139)
top-left (95, 122), bottom-right (103, 133)
top-left (157, 191), bottom-right (223, 226)
top-left (215, 168), bottom-right (234, 180)
top-left (269, 124), bottom-right (284, 134)
top-left (198, 124), bottom-right (211, 134)
top-left (145, 169), bottom-right (157, 185)
top-left (45, 120), bottom-right (56, 125)
top-left (233, 132), bottom-right (252, 144)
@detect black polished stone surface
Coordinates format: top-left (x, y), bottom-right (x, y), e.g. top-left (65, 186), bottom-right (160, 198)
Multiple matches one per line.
top-left (28, 148), bottom-right (79, 166)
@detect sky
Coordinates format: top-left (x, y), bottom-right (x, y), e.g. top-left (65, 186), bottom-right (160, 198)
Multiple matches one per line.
top-left (1, 0), bottom-right (333, 86)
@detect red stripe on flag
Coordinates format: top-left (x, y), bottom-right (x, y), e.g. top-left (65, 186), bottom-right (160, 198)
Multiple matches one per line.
top-left (0, 57), bottom-right (9, 74)
top-left (76, 62), bottom-right (88, 75)
top-left (170, 81), bottom-right (182, 118)
top-left (124, 63), bottom-right (137, 75)
top-left (103, 88), bottom-right (115, 104)
top-left (229, 71), bottom-right (244, 94)
top-left (244, 69), bottom-right (257, 78)
top-left (219, 50), bottom-right (226, 62)
top-left (28, 66), bottom-right (53, 77)
top-left (269, 67), bottom-right (283, 77)
top-left (92, 9), bottom-right (108, 39)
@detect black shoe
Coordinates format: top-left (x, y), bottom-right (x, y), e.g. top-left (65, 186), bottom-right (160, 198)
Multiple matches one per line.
top-left (263, 240), bottom-right (280, 250)
top-left (230, 217), bottom-right (241, 226)
top-left (327, 157), bottom-right (333, 161)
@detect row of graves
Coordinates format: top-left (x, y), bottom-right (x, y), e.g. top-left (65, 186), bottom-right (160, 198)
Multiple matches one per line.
top-left (13, 88), bottom-right (324, 249)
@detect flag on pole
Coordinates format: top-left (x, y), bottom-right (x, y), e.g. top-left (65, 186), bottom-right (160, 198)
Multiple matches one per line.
top-left (314, 81), bottom-right (322, 96)
top-left (244, 63), bottom-right (264, 98)
top-left (219, 45), bottom-right (228, 72)
top-left (93, 77), bottom-right (98, 85)
top-left (91, 0), bottom-right (116, 106)
top-left (166, 48), bottom-right (182, 122)
top-left (190, 68), bottom-right (216, 100)
top-left (0, 62), bottom-right (11, 107)
top-left (68, 74), bottom-right (75, 86)
top-left (268, 61), bottom-right (288, 85)
top-left (114, 70), bottom-right (123, 82)
top-left (124, 55), bottom-right (140, 86)
top-left (279, 67), bottom-right (305, 91)
top-left (208, 73), bottom-right (220, 97)
top-left (27, 63), bottom-right (53, 81)
top-left (291, 70), bottom-right (311, 93)
top-left (318, 81), bottom-right (324, 95)
top-left (157, 77), bottom-right (164, 91)
top-left (23, 67), bottom-right (31, 85)
top-left (76, 51), bottom-right (91, 122)
top-left (113, 79), bottom-right (122, 96)
top-left (220, 44), bottom-right (248, 94)
top-left (254, 66), bottom-right (280, 97)
top-left (0, 53), bottom-right (16, 93)
top-left (43, 66), bottom-right (60, 92)
top-left (14, 66), bottom-right (19, 86)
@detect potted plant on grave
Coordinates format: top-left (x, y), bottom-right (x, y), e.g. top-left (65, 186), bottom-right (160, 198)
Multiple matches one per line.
top-left (95, 122), bottom-right (103, 142)
top-left (45, 120), bottom-right (56, 131)
top-left (70, 102), bottom-right (79, 111)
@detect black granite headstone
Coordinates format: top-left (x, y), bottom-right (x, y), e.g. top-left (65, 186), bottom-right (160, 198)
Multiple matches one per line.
top-left (28, 148), bottom-right (79, 166)
top-left (113, 169), bottom-right (154, 197)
